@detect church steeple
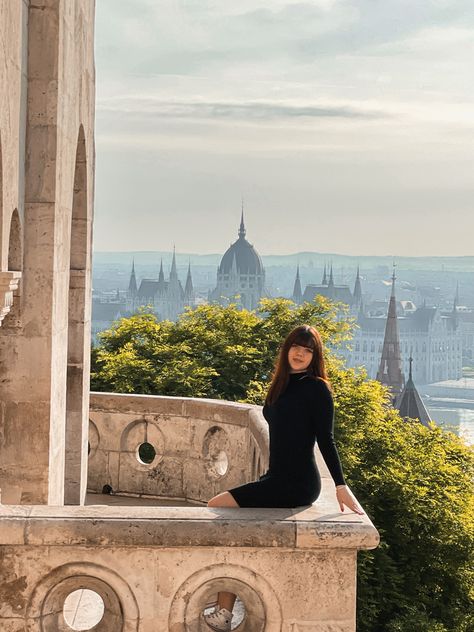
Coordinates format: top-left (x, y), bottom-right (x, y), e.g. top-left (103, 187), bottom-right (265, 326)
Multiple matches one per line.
top-left (184, 261), bottom-right (194, 300)
top-left (158, 258), bottom-right (165, 283)
top-left (328, 263), bottom-right (334, 288)
top-left (322, 263), bottom-right (328, 285)
top-left (292, 264), bottom-right (303, 304)
top-left (128, 259), bottom-right (137, 296)
top-left (238, 201), bottom-right (246, 239)
top-left (376, 264), bottom-right (405, 404)
top-left (353, 264), bottom-right (362, 306)
top-left (396, 353), bottom-right (432, 427)
top-left (170, 246), bottom-right (178, 281)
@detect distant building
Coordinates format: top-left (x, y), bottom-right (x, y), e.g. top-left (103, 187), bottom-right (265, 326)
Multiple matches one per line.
top-left (343, 274), bottom-right (461, 385)
top-left (441, 284), bottom-right (474, 365)
top-left (210, 210), bottom-right (266, 310)
top-left (91, 299), bottom-right (126, 343)
top-left (126, 251), bottom-right (195, 321)
top-left (292, 263), bottom-right (363, 312)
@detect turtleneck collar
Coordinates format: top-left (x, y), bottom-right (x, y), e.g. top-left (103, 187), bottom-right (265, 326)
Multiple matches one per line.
top-left (288, 371), bottom-right (309, 381)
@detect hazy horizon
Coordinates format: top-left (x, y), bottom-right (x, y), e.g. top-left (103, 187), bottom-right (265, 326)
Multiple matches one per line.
top-left (94, 1), bottom-right (473, 256)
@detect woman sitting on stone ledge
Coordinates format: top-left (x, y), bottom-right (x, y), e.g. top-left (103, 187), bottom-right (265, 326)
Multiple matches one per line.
top-left (204, 324), bottom-right (364, 632)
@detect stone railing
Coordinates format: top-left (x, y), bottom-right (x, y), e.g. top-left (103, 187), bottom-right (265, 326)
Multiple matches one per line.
top-left (88, 392), bottom-right (269, 503)
top-left (0, 394), bottom-right (380, 631)
top-left (0, 270), bottom-right (21, 325)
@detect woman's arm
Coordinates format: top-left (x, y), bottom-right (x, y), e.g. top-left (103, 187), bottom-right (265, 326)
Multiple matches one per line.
top-left (310, 379), bottom-right (346, 486)
top-left (311, 380), bottom-right (364, 514)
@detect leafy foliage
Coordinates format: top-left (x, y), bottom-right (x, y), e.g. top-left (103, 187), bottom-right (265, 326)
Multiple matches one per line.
top-left (91, 299), bottom-right (474, 631)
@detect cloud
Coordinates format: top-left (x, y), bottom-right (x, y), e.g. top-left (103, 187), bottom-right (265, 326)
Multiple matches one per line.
top-left (96, 96), bottom-right (388, 121)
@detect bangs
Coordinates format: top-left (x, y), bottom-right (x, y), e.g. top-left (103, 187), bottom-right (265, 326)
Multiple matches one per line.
top-left (291, 329), bottom-right (316, 350)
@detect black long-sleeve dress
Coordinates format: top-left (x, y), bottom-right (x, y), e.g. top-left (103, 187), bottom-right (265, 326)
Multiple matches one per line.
top-left (228, 372), bottom-right (346, 508)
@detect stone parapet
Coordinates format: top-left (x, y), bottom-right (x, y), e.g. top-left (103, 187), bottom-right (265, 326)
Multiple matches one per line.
top-left (89, 392), bottom-right (270, 503)
top-left (0, 271), bottom-right (21, 325)
top-left (0, 489), bottom-right (379, 631)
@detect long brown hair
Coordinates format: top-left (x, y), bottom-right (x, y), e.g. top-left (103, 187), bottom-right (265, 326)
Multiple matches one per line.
top-left (265, 325), bottom-right (330, 405)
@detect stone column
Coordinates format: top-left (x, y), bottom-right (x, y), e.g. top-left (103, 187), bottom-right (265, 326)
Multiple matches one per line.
top-left (0, 0), bottom-right (95, 505)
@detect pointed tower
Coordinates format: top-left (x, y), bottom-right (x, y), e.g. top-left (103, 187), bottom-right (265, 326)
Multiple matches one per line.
top-left (353, 265), bottom-right (362, 307)
top-left (292, 264), bottom-right (303, 304)
top-left (321, 263), bottom-right (328, 285)
top-left (184, 261), bottom-right (194, 303)
top-left (169, 246), bottom-right (179, 283)
top-left (328, 263), bottom-right (334, 288)
top-left (238, 202), bottom-right (246, 239)
top-left (376, 266), bottom-right (405, 404)
top-left (396, 355), bottom-right (432, 427)
top-left (128, 259), bottom-right (137, 296)
top-left (158, 258), bottom-right (165, 284)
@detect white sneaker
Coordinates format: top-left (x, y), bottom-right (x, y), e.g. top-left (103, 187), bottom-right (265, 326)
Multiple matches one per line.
top-left (204, 607), bottom-right (233, 631)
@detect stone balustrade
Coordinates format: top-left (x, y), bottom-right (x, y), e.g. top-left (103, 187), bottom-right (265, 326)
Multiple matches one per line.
top-left (0, 271), bottom-right (21, 325)
top-left (0, 394), bottom-right (379, 631)
top-left (88, 392), bottom-right (270, 503)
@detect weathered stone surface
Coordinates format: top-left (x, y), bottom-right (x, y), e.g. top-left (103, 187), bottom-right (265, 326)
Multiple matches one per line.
top-left (89, 394), bottom-right (269, 501)
top-left (0, 0), bottom-right (95, 505)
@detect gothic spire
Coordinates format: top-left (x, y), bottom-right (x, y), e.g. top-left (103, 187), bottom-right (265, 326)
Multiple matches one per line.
top-left (184, 261), bottom-right (194, 300)
top-left (292, 264), bottom-right (303, 304)
top-left (128, 259), bottom-right (137, 296)
top-left (238, 201), bottom-right (246, 239)
top-left (353, 264), bottom-right (362, 306)
top-left (170, 246), bottom-right (178, 280)
top-left (158, 258), bottom-right (165, 283)
top-left (322, 263), bottom-right (328, 285)
top-left (396, 353), bottom-right (432, 427)
top-left (376, 263), bottom-right (405, 403)
top-left (328, 262), bottom-right (334, 288)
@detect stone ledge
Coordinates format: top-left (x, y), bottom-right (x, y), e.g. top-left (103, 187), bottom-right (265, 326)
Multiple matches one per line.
top-left (0, 502), bottom-right (379, 550)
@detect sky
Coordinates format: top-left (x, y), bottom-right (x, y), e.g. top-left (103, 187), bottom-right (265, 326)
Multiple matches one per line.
top-left (93, 0), bottom-right (474, 256)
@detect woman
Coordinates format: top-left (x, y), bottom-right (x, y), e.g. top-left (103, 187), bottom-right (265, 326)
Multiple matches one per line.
top-left (204, 325), bottom-right (364, 632)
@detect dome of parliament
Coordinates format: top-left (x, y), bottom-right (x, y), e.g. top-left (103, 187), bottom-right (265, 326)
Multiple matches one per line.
top-left (218, 214), bottom-right (264, 276)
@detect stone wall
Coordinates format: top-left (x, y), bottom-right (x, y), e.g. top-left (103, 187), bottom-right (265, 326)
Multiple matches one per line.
top-left (89, 393), bottom-right (269, 504)
top-left (0, 474), bottom-right (379, 631)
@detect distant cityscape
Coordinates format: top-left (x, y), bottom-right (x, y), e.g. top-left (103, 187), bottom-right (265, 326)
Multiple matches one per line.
top-left (92, 212), bottom-right (474, 445)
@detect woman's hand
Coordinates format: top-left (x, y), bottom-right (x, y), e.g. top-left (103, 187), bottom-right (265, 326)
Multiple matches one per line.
top-left (335, 485), bottom-right (365, 515)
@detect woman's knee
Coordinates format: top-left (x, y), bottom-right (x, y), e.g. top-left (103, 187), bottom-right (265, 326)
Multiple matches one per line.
top-left (207, 491), bottom-right (239, 508)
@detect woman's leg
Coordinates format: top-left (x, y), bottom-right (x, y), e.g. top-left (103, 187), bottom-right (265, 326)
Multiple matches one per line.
top-left (207, 491), bottom-right (239, 508)
top-left (207, 492), bottom-right (239, 614)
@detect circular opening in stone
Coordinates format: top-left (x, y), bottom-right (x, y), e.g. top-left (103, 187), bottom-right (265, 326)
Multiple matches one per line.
top-left (63, 589), bottom-right (104, 631)
top-left (203, 595), bottom-right (246, 630)
top-left (137, 441), bottom-right (156, 465)
top-left (215, 450), bottom-right (229, 476)
top-left (209, 450), bottom-right (229, 477)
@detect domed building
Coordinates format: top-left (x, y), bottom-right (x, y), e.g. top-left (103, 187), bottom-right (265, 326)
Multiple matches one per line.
top-left (210, 210), bottom-right (266, 310)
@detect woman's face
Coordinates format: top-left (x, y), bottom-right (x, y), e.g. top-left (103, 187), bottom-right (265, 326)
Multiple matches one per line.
top-left (288, 343), bottom-right (314, 372)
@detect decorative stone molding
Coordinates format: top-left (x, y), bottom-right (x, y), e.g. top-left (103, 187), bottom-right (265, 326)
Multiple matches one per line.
top-left (0, 271), bottom-right (21, 325)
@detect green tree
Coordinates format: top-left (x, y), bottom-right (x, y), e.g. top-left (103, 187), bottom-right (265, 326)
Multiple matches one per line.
top-left (91, 299), bottom-right (474, 631)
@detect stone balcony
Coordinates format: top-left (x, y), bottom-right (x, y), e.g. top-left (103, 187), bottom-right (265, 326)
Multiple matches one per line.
top-left (0, 270), bottom-right (21, 325)
top-left (0, 393), bottom-right (379, 631)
